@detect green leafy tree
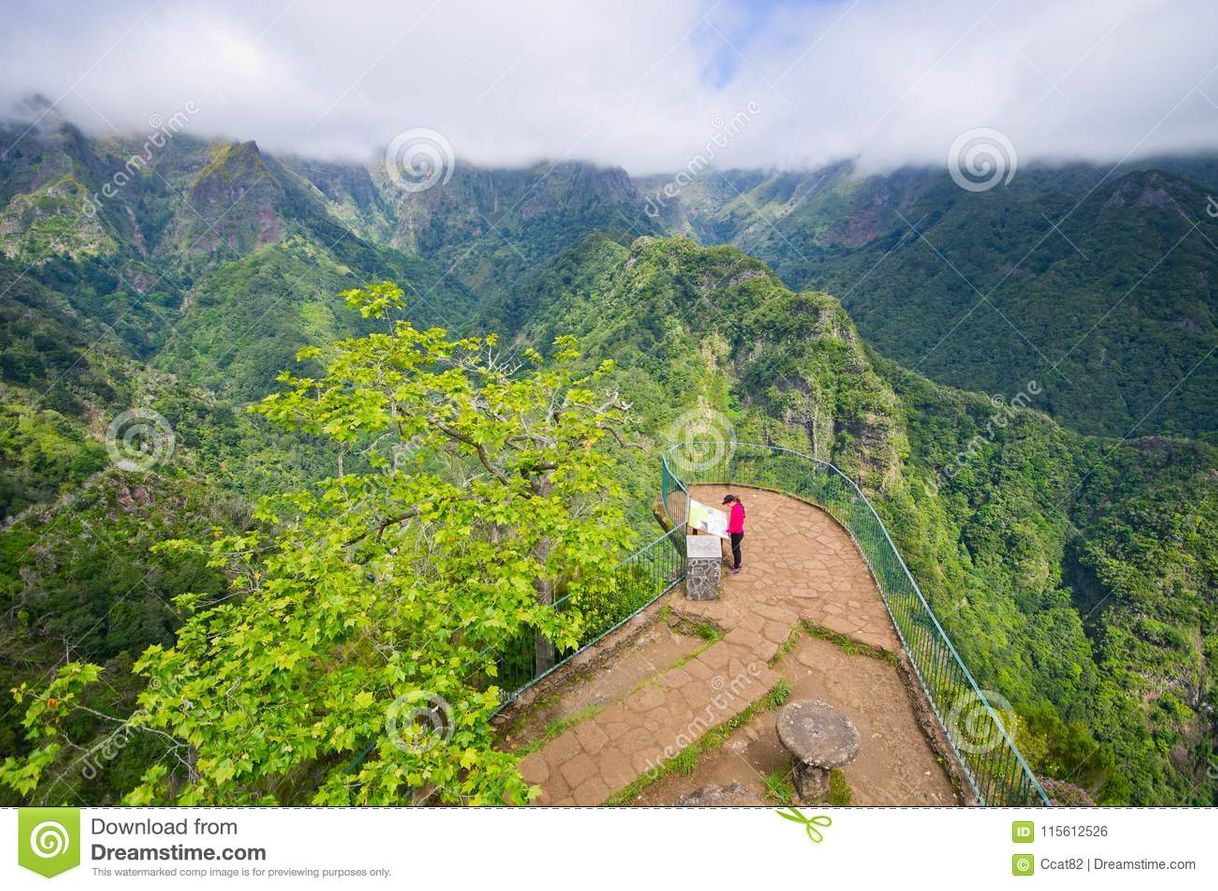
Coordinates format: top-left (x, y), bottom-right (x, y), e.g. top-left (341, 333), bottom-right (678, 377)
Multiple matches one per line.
top-left (2, 282), bottom-right (636, 805)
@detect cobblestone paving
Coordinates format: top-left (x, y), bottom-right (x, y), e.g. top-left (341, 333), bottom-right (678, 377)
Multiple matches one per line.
top-left (519, 485), bottom-right (913, 805)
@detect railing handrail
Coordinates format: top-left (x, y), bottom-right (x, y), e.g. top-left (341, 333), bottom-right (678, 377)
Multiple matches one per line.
top-left (348, 520), bottom-right (685, 776)
top-left (495, 525), bottom-right (686, 699)
top-left (662, 441), bottom-right (1050, 807)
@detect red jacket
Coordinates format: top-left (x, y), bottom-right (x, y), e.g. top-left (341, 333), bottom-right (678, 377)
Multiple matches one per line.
top-left (727, 502), bottom-right (746, 534)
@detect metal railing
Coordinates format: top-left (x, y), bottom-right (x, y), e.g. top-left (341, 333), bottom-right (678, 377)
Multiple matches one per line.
top-left (662, 441), bottom-right (1050, 807)
top-left (487, 526), bottom-right (686, 706)
top-left (348, 524), bottom-right (686, 777)
top-left (467, 440), bottom-right (1048, 805)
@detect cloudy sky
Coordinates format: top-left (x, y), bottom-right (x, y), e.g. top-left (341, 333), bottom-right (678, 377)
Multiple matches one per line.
top-left (2, 0), bottom-right (1217, 175)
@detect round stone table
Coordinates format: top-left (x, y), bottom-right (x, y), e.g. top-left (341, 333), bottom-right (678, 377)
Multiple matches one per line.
top-left (776, 699), bottom-right (860, 803)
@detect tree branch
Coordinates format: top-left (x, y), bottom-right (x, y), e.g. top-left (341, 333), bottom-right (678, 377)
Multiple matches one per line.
top-left (344, 508), bottom-right (421, 546)
top-left (598, 423), bottom-right (644, 450)
top-left (430, 421), bottom-right (510, 484)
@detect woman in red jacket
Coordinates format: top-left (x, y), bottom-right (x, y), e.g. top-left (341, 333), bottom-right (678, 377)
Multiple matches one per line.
top-left (722, 494), bottom-right (746, 575)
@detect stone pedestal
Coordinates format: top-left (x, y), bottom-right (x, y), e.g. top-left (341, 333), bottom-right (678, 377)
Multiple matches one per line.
top-left (776, 699), bottom-right (860, 804)
top-left (793, 761), bottom-right (832, 802)
top-left (685, 534), bottom-right (722, 601)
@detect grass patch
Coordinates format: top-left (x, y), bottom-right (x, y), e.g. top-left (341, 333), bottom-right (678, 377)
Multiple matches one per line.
top-left (828, 769), bottom-right (853, 806)
top-left (665, 614), bottom-right (724, 670)
top-left (691, 621), bottom-right (722, 642)
top-left (668, 613), bottom-right (725, 643)
top-left (762, 679), bottom-right (792, 709)
top-left (605, 679), bottom-right (792, 805)
top-left (801, 621), bottom-right (899, 666)
top-left (763, 763), bottom-right (851, 807)
top-left (502, 690), bottom-right (560, 740)
top-left (512, 703), bottom-right (606, 756)
top-left (769, 621), bottom-right (896, 667)
top-left (763, 766), bottom-right (795, 805)
top-left (671, 747), bottom-right (700, 776)
top-left (672, 638), bottom-right (719, 670)
top-left (769, 625), bottom-right (802, 665)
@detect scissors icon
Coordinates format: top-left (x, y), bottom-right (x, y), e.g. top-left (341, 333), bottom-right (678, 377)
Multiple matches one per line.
top-left (776, 807), bottom-right (832, 843)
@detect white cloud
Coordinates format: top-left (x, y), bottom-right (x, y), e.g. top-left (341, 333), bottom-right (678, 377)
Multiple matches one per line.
top-left (1, 0), bottom-right (1216, 175)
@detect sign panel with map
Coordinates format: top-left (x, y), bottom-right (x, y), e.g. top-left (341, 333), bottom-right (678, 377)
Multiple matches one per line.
top-left (687, 498), bottom-right (729, 539)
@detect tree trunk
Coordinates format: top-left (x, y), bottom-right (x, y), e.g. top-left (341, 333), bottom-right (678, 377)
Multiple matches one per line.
top-left (533, 629), bottom-right (556, 676)
top-left (532, 539), bottom-right (556, 675)
top-left (532, 474), bottom-right (557, 676)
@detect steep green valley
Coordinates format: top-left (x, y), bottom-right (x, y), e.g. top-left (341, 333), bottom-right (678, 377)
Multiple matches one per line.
top-left (0, 117), bottom-right (1215, 807)
top-left (648, 160), bottom-right (1218, 440)
top-left (493, 235), bottom-right (1218, 804)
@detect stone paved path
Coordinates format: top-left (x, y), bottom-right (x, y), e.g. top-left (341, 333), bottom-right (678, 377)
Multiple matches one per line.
top-left (517, 485), bottom-right (913, 805)
top-left (634, 634), bottom-right (957, 806)
top-left (674, 485), bottom-right (901, 655)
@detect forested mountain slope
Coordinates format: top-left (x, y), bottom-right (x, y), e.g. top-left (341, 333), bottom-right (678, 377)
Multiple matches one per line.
top-left (1, 112), bottom-right (1213, 806)
top-left (644, 159), bottom-right (1218, 440)
top-left (0, 121), bottom-right (669, 805)
top-left (482, 235), bottom-right (1218, 804)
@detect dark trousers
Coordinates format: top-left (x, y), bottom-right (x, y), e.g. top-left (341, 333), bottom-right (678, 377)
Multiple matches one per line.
top-left (729, 532), bottom-right (744, 569)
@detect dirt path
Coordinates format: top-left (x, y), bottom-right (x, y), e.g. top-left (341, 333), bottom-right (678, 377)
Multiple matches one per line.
top-left (510, 485), bottom-right (958, 806)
